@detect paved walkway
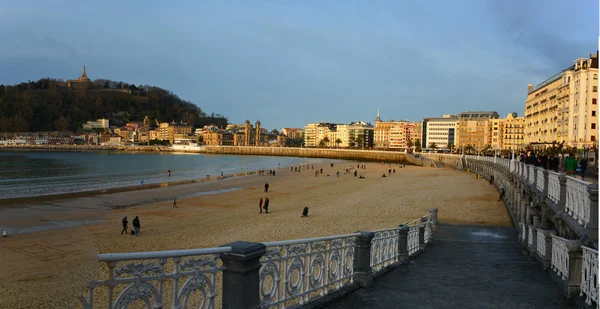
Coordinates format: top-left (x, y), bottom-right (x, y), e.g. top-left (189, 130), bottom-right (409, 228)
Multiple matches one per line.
top-left (326, 224), bottom-right (576, 309)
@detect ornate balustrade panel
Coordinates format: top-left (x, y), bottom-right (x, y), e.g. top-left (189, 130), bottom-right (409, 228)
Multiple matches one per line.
top-left (547, 171), bottom-right (561, 205)
top-left (521, 162), bottom-right (526, 178)
top-left (527, 165), bottom-right (535, 185)
top-left (566, 177), bottom-right (591, 226)
top-left (407, 226), bottom-right (420, 256)
top-left (260, 234), bottom-right (358, 309)
top-left (78, 247), bottom-right (231, 309)
top-left (536, 228), bottom-right (546, 258)
top-left (536, 167), bottom-right (544, 192)
top-left (519, 222), bottom-right (526, 242)
top-left (550, 235), bottom-right (569, 281)
top-left (580, 246), bottom-right (599, 307)
top-left (370, 229), bottom-right (400, 273)
top-left (528, 225), bottom-right (534, 247)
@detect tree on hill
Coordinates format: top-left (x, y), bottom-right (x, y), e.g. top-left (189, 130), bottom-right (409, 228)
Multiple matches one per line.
top-left (0, 78), bottom-right (227, 132)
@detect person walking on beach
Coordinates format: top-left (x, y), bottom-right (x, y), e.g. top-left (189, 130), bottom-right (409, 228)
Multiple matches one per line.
top-left (140, 180), bottom-right (144, 189)
top-left (336, 171), bottom-right (339, 177)
top-left (173, 197), bottom-right (177, 208)
top-left (354, 170), bottom-right (357, 177)
top-left (259, 198), bottom-right (263, 214)
top-left (263, 197), bottom-right (270, 214)
top-left (121, 216), bottom-right (128, 235)
top-left (168, 170), bottom-right (171, 177)
top-left (264, 183), bottom-right (269, 193)
top-left (132, 216), bottom-right (141, 236)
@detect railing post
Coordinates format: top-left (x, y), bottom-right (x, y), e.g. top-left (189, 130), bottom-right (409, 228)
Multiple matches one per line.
top-left (428, 208), bottom-right (438, 226)
top-left (558, 174), bottom-right (567, 212)
top-left (418, 224), bottom-right (426, 252)
top-left (540, 230), bottom-right (555, 270)
top-left (586, 184), bottom-right (598, 245)
top-left (353, 232), bottom-right (375, 288)
top-left (566, 240), bottom-right (583, 297)
top-left (397, 226), bottom-right (409, 263)
top-left (528, 225), bottom-right (537, 256)
top-left (220, 241), bottom-right (266, 309)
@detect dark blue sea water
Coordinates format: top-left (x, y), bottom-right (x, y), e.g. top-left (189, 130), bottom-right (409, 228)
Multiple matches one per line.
top-left (0, 151), bottom-right (329, 199)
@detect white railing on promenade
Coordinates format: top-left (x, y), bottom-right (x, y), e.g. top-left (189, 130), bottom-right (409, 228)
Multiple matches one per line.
top-left (370, 228), bottom-right (400, 272)
top-left (519, 222), bottom-right (526, 242)
top-left (536, 228), bottom-right (546, 258)
top-left (551, 235), bottom-right (569, 281)
top-left (261, 233), bottom-right (359, 308)
top-left (78, 247), bottom-right (232, 309)
top-left (580, 246), bottom-right (599, 307)
top-left (527, 165), bottom-right (535, 185)
top-left (536, 168), bottom-right (544, 192)
top-left (424, 222), bottom-right (433, 243)
top-left (547, 171), bottom-right (561, 204)
top-left (408, 226), bottom-right (420, 256)
top-left (566, 177), bottom-right (591, 226)
top-left (528, 225), bottom-right (534, 247)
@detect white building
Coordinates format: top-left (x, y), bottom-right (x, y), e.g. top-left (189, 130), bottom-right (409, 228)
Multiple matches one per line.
top-left (336, 121), bottom-right (374, 147)
top-left (82, 119), bottom-right (109, 130)
top-left (422, 114), bottom-right (458, 150)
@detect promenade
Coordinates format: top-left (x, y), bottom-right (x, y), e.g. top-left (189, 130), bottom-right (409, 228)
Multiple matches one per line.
top-left (326, 224), bottom-right (576, 309)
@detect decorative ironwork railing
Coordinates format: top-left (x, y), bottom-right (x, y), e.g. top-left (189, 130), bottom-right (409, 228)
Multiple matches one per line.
top-left (78, 247), bottom-right (232, 309)
top-left (580, 246), bottom-right (599, 307)
top-left (547, 171), bottom-right (561, 204)
top-left (536, 228), bottom-right (546, 258)
top-left (370, 228), bottom-right (400, 273)
top-left (259, 233), bottom-right (359, 309)
top-left (407, 226), bottom-right (420, 256)
top-left (527, 225), bottom-right (534, 247)
top-left (566, 177), bottom-right (591, 226)
top-left (550, 235), bottom-right (569, 281)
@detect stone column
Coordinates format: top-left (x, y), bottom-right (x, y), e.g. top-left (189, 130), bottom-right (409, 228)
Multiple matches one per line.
top-left (558, 174), bottom-right (567, 212)
top-left (586, 184), bottom-right (598, 245)
top-left (220, 241), bottom-right (266, 309)
top-left (397, 226), bottom-right (409, 263)
top-left (353, 232), bottom-right (375, 288)
top-left (428, 208), bottom-right (438, 226)
top-left (565, 239), bottom-right (583, 297)
top-left (539, 229), bottom-right (555, 270)
top-left (418, 224), bottom-right (426, 252)
top-left (527, 225), bottom-right (537, 256)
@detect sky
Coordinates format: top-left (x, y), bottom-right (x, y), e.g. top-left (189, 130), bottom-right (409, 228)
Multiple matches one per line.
top-left (0, 0), bottom-right (598, 130)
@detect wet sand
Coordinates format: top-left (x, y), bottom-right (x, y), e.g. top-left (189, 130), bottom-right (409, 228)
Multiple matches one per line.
top-left (0, 162), bottom-right (511, 308)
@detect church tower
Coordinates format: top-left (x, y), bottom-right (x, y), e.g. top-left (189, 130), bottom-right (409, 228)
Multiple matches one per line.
top-left (376, 108), bottom-right (381, 122)
top-left (255, 120), bottom-right (261, 146)
top-left (244, 120), bottom-right (251, 146)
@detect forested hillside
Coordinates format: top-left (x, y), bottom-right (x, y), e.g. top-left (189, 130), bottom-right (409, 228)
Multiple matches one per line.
top-left (0, 78), bottom-right (227, 132)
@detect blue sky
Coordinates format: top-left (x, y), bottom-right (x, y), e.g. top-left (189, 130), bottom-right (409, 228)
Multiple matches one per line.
top-left (0, 0), bottom-right (598, 130)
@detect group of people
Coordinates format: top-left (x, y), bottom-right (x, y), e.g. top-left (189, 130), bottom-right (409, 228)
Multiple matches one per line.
top-left (258, 169), bottom-right (276, 176)
top-left (520, 152), bottom-right (589, 180)
top-left (121, 216), bottom-right (141, 236)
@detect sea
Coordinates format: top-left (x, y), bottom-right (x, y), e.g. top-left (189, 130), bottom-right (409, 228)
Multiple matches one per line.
top-left (0, 151), bottom-right (332, 199)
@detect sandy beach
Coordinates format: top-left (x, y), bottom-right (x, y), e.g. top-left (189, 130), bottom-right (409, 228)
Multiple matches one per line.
top-left (0, 161), bottom-right (511, 308)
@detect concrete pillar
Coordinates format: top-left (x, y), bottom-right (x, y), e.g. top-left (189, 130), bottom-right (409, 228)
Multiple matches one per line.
top-left (565, 240), bottom-right (583, 297)
top-left (586, 184), bottom-right (598, 245)
top-left (397, 226), bottom-right (409, 263)
top-left (418, 224), bottom-right (426, 252)
top-left (220, 241), bottom-right (266, 309)
top-left (542, 170), bottom-right (549, 197)
top-left (353, 232), bottom-right (375, 288)
top-left (558, 174), bottom-right (567, 212)
top-left (539, 229), bottom-right (555, 270)
top-left (428, 208), bottom-right (438, 226)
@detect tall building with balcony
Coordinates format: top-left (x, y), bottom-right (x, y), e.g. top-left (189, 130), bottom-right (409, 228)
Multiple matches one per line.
top-left (374, 110), bottom-right (418, 150)
top-left (455, 111), bottom-right (500, 150)
top-left (525, 51), bottom-right (599, 148)
top-left (158, 121), bottom-right (193, 144)
top-left (336, 121), bottom-right (374, 147)
top-left (422, 115), bottom-right (458, 150)
top-left (304, 122), bottom-right (337, 147)
top-left (501, 113), bottom-right (525, 150)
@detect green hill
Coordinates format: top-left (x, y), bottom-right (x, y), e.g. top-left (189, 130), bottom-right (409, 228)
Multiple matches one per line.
top-left (0, 78), bottom-right (227, 132)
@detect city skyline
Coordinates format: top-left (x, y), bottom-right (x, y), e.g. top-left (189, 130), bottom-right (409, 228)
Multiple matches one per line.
top-left (0, 0), bottom-right (598, 129)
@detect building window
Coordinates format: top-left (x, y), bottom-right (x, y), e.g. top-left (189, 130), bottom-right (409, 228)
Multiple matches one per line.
top-left (594, 86), bottom-right (598, 92)
top-left (593, 123), bottom-right (597, 129)
top-left (594, 99), bottom-right (597, 105)
top-left (595, 74), bottom-right (598, 80)
top-left (593, 111), bottom-right (597, 116)
top-left (592, 136), bottom-right (596, 141)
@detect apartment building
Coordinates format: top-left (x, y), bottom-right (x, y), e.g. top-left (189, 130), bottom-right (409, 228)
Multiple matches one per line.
top-left (455, 111), bottom-right (500, 150)
top-left (422, 115), bottom-right (458, 150)
top-left (525, 51), bottom-right (599, 148)
top-left (304, 122), bottom-right (337, 147)
top-left (158, 121), bottom-right (193, 144)
top-left (501, 113), bottom-right (525, 150)
top-left (336, 121), bottom-right (374, 147)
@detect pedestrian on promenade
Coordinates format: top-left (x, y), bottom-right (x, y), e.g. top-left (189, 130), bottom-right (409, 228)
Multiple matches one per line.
top-left (565, 153), bottom-right (577, 175)
top-left (264, 197), bottom-right (270, 214)
top-left (580, 158), bottom-right (588, 180)
top-left (173, 197), bottom-right (177, 208)
top-left (259, 198), bottom-right (263, 214)
top-left (121, 216), bottom-right (128, 234)
top-left (132, 216), bottom-right (141, 236)
top-left (264, 183), bottom-right (269, 193)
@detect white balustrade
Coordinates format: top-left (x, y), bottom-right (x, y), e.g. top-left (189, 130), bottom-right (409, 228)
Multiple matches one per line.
top-left (407, 226), bottom-right (420, 256)
top-left (78, 247), bottom-right (232, 309)
top-left (528, 225), bottom-right (534, 247)
top-left (536, 228), bottom-right (546, 258)
top-left (550, 235), bottom-right (569, 281)
top-left (536, 167), bottom-right (544, 192)
top-left (580, 246), bottom-right (599, 307)
top-left (424, 222), bottom-right (432, 243)
top-left (566, 177), bottom-right (591, 226)
top-left (520, 222), bottom-right (526, 242)
top-left (527, 165), bottom-right (535, 185)
top-left (260, 233), bottom-right (358, 308)
top-left (547, 171), bottom-right (561, 205)
top-left (370, 228), bottom-right (400, 273)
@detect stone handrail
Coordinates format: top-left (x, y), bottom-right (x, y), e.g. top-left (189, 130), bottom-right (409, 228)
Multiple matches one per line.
top-left (78, 246), bottom-right (232, 309)
top-left (80, 209), bottom-right (439, 309)
top-left (580, 246), bottom-right (599, 307)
